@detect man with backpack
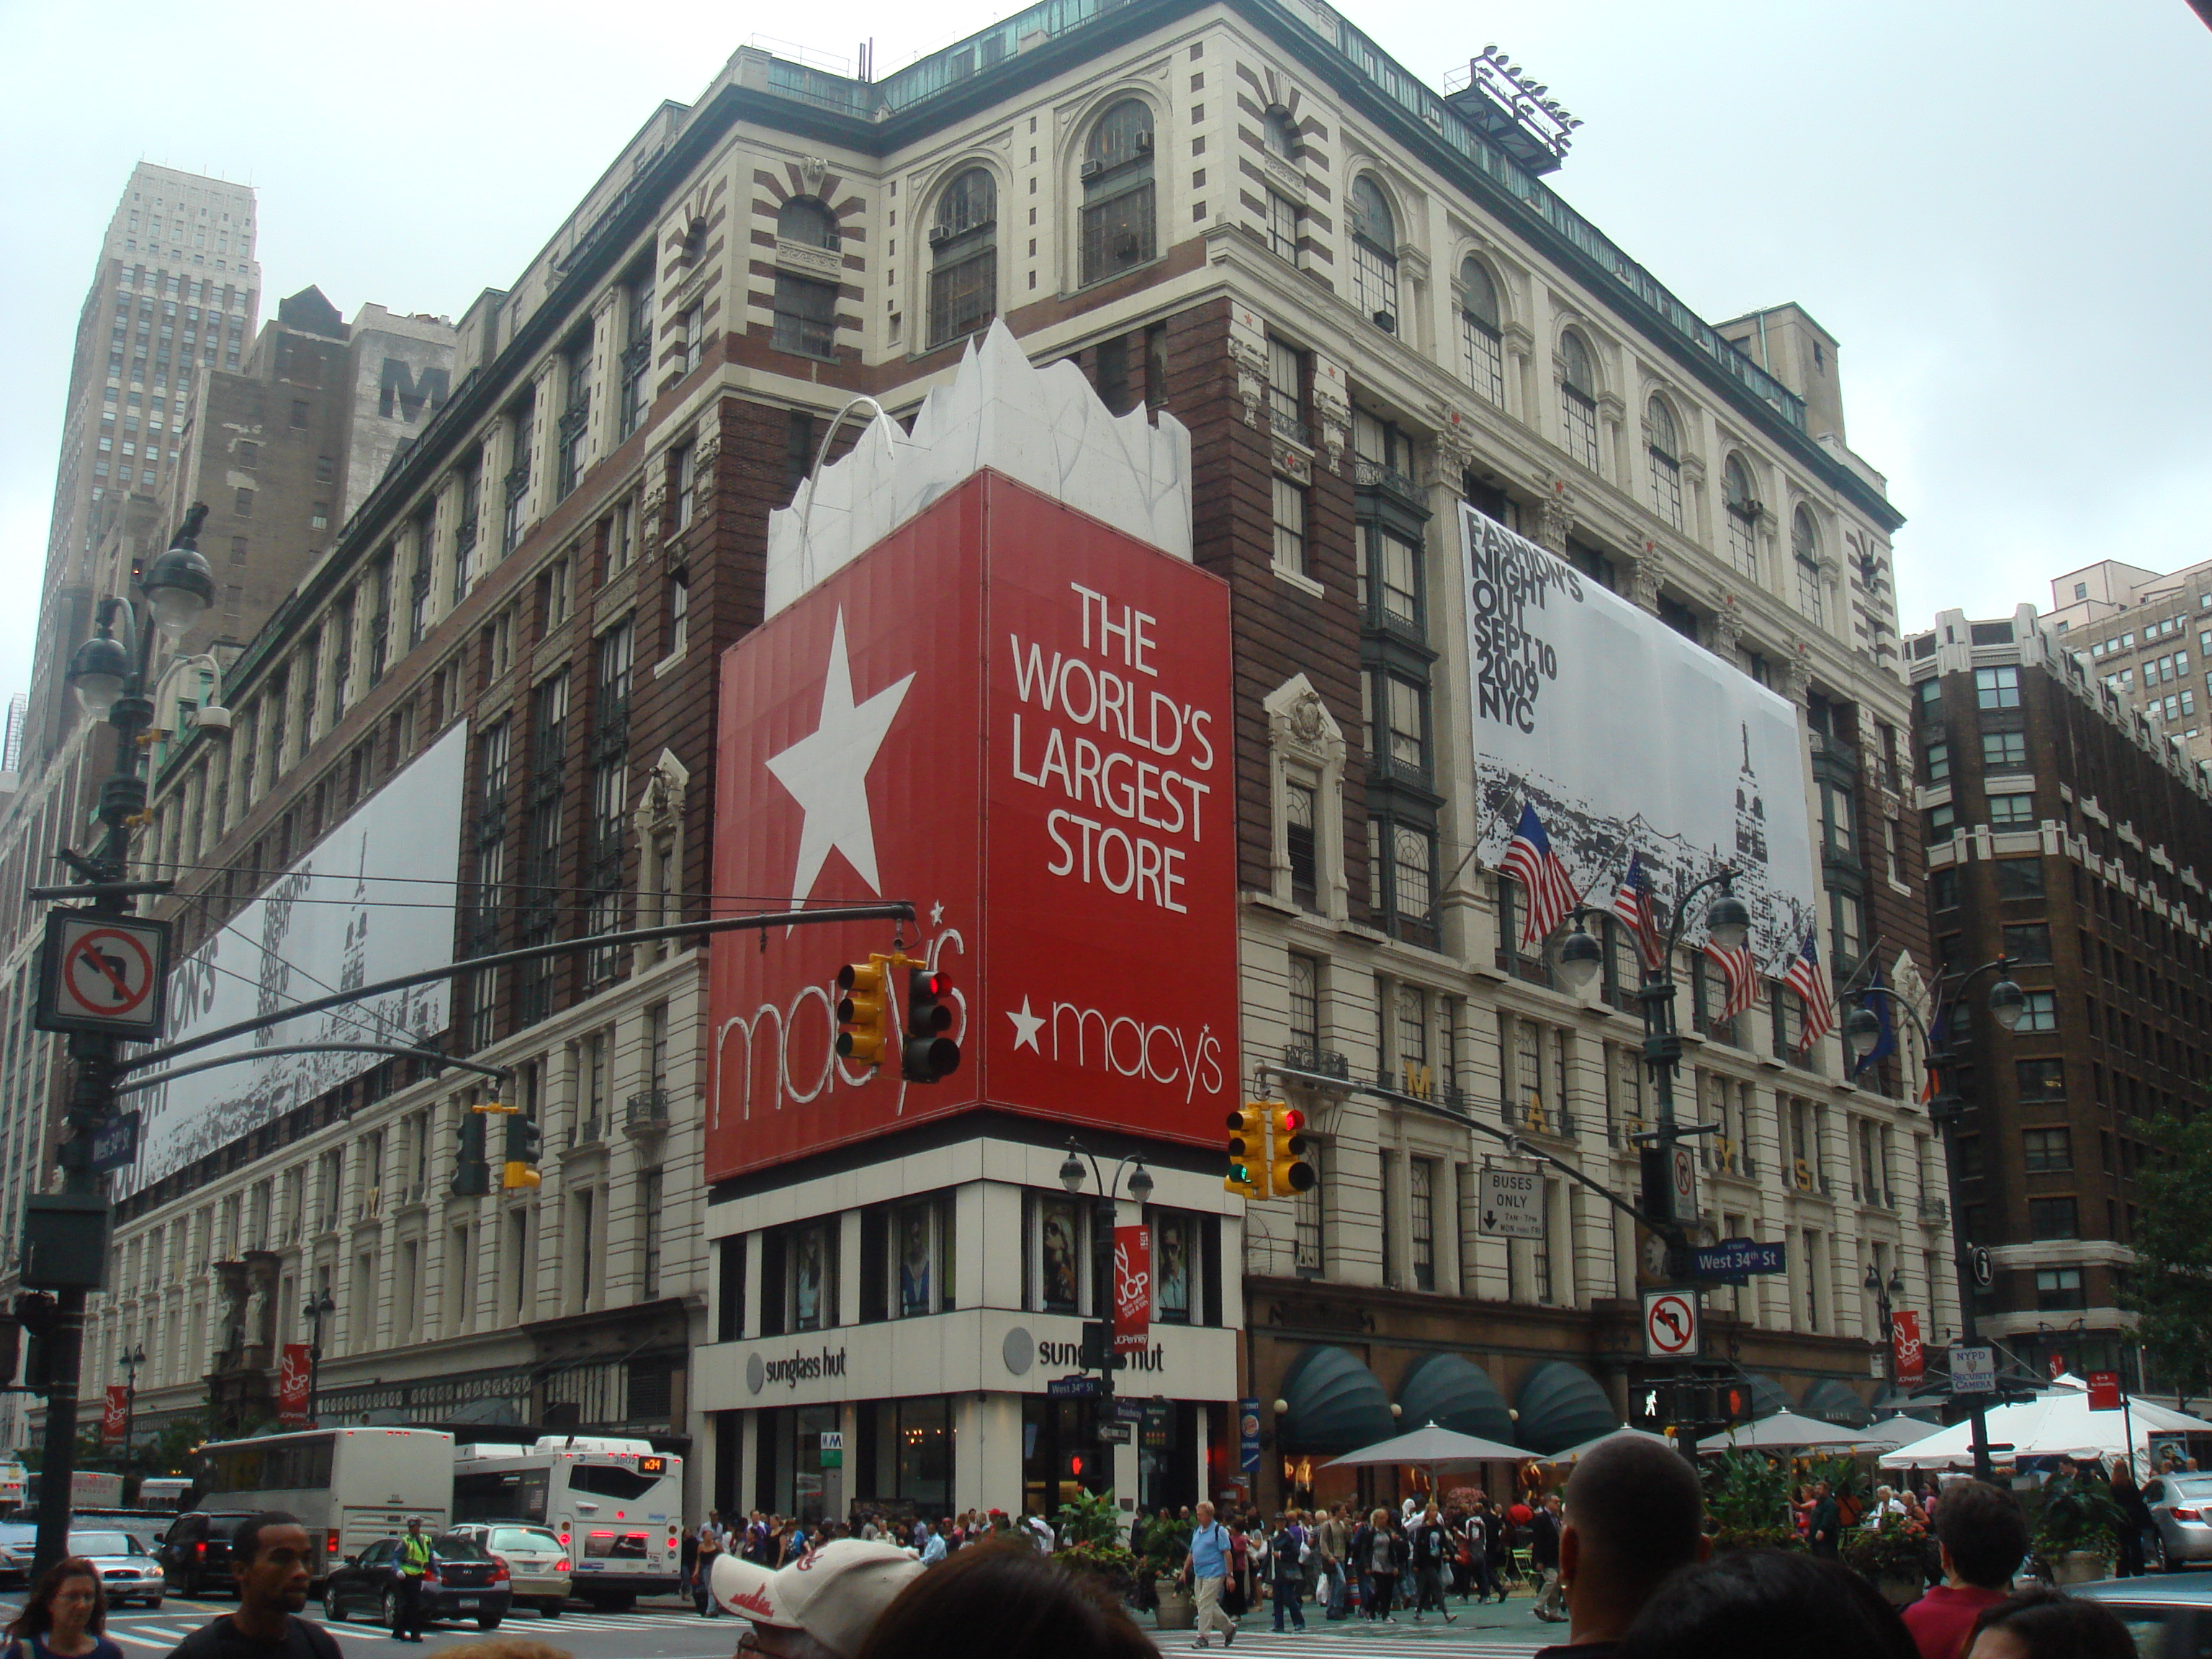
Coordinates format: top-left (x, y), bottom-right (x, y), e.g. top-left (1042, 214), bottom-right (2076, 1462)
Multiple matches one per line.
top-left (1182, 1501), bottom-right (1238, 1650)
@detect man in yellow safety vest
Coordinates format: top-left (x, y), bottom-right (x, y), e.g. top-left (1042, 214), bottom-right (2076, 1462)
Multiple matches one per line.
top-left (392, 1515), bottom-right (432, 1642)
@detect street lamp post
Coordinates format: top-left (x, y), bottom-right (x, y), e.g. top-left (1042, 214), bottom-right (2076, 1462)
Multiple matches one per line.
top-left (303, 1291), bottom-right (336, 1426)
top-left (1844, 956), bottom-right (2025, 1482)
top-left (1558, 870), bottom-right (1750, 1464)
top-left (28, 505), bottom-right (214, 1581)
top-left (1864, 1266), bottom-right (1905, 1383)
top-left (1058, 1141), bottom-right (1154, 1508)
top-left (118, 1342), bottom-right (146, 1452)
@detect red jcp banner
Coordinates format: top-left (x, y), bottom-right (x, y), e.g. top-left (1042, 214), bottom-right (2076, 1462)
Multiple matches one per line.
top-left (1113, 1224), bottom-right (1151, 1355)
top-left (100, 1385), bottom-right (128, 1447)
top-left (278, 1342), bottom-right (312, 1427)
top-left (1892, 1311), bottom-right (1924, 1385)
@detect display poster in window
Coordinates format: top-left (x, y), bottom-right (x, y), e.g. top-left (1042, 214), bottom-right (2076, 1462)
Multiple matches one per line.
top-left (1112, 1223), bottom-right (1151, 1354)
top-left (705, 332), bottom-right (1235, 1180)
top-left (1458, 503), bottom-right (1817, 976)
top-left (1040, 1200), bottom-right (1080, 1313)
top-left (1156, 1215), bottom-right (1191, 1323)
top-left (278, 1342), bottom-right (311, 1427)
top-left (793, 1227), bottom-right (825, 1331)
top-left (899, 1205), bottom-right (932, 1317)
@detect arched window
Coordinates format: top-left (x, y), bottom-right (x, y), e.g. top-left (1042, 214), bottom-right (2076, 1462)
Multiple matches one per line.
top-left (1080, 100), bottom-right (1156, 287)
top-left (1349, 175), bottom-right (1399, 330)
top-left (1263, 107), bottom-right (1298, 161)
top-left (1458, 258), bottom-right (1503, 406)
top-left (775, 197), bottom-right (840, 251)
top-left (927, 168), bottom-right (997, 348)
top-left (1557, 329), bottom-right (1598, 469)
top-left (1792, 504), bottom-right (1824, 627)
top-left (772, 198), bottom-right (841, 360)
top-left (1645, 395), bottom-right (1683, 531)
top-left (1722, 455), bottom-right (1758, 578)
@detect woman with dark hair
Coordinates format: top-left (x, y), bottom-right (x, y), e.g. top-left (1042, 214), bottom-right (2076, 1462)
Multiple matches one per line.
top-left (1966, 1587), bottom-right (2135, 1659)
top-left (4, 1557), bottom-right (122, 1659)
top-left (1616, 1547), bottom-right (1918, 1659)
top-left (2108, 1464), bottom-right (2155, 1577)
top-left (853, 1536), bottom-right (1155, 1659)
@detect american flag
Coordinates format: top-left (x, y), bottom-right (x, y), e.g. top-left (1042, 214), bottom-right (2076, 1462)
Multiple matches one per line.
top-left (1500, 802), bottom-right (1581, 948)
top-left (1702, 938), bottom-right (1759, 1020)
top-left (1611, 854), bottom-right (1665, 974)
top-left (1784, 932), bottom-right (1835, 1051)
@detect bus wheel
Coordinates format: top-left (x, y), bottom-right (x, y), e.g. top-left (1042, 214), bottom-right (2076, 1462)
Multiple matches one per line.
top-left (585, 1593), bottom-right (636, 1613)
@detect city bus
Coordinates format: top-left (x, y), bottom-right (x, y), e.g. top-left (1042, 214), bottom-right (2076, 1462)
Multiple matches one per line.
top-left (452, 1438), bottom-right (680, 1609)
top-left (192, 1428), bottom-right (454, 1584)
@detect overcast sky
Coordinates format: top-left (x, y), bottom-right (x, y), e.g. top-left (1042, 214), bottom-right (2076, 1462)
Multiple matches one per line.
top-left (2, 1), bottom-right (2206, 704)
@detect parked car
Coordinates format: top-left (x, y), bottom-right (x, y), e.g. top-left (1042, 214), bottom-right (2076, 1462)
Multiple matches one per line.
top-left (2072, 1570), bottom-right (2212, 1650)
top-left (0, 1529), bottom-right (165, 1607)
top-left (155, 1509), bottom-right (261, 1599)
top-left (322, 1534), bottom-right (510, 1630)
top-left (446, 1522), bottom-right (570, 1617)
top-left (0, 1521), bottom-right (41, 1589)
top-left (2144, 1475), bottom-right (2212, 1570)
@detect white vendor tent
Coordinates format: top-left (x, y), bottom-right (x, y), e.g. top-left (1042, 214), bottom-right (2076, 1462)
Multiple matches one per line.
top-left (1877, 1377), bottom-right (2212, 1474)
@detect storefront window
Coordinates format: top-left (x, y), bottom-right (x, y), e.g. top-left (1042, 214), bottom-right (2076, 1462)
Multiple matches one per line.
top-left (895, 1195), bottom-right (958, 1318)
top-left (1033, 1195), bottom-right (1084, 1314)
top-left (855, 1396), bottom-right (953, 1513)
top-left (1154, 1212), bottom-right (1193, 1323)
top-left (755, 1403), bottom-right (843, 1522)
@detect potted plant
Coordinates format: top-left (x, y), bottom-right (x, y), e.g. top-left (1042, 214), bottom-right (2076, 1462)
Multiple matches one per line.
top-left (1705, 1451), bottom-right (1804, 1552)
top-left (1138, 1512), bottom-right (1196, 1628)
top-left (1843, 1516), bottom-right (1933, 1606)
top-left (2033, 1477), bottom-right (2119, 1586)
top-left (1054, 1488), bottom-right (1143, 1603)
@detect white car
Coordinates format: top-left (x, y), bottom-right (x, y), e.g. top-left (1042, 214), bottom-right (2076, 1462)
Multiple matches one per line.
top-left (448, 1522), bottom-right (571, 1617)
top-left (7, 1529), bottom-right (167, 1608)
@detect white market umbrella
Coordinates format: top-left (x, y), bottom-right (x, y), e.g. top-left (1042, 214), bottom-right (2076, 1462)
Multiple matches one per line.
top-left (1323, 1421), bottom-right (1528, 1468)
top-left (1719, 1410), bottom-right (1884, 1450)
top-left (1878, 1389), bottom-right (2212, 1474)
top-left (1545, 1424), bottom-right (1679, 1464)
top-left (1865, 1414), bottom-right (1946, 1452)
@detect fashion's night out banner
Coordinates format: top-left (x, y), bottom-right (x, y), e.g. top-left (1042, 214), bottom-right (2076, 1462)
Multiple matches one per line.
top-left (1461, 503), bottom-right (1818, 976)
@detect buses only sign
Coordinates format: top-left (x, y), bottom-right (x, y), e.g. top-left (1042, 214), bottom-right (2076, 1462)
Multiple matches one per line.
top-left (36, 912), bottom-right (171, 1040)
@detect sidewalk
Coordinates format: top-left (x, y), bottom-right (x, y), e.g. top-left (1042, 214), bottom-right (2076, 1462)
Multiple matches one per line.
top-left (1144, 1591), bottom-right (1563, 1644)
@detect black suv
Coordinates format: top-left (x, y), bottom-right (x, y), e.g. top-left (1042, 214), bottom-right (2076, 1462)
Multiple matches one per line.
top-left (156, 1511), bottom-right (261, 1599)
top-left (323, 1536), bottom-right (509, 1631)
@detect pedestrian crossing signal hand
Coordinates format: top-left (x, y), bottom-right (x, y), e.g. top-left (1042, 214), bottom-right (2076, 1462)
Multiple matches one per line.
top-left (836, 956), bottom-right (891, 1067)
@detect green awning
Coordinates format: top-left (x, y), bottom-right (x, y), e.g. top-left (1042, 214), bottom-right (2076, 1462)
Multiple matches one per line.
top-left (1398, 1354), bottom-right (1516, 1445)
top-left (1276, 1345), bottom-right (1396, 1455)
top-left (1513, 1362), bottom-right (1617, 1455)
top-left (1745, 1373), bottom-right (1793, 1418)
top-left (1802, 1378), bottom-right (1874, 1428)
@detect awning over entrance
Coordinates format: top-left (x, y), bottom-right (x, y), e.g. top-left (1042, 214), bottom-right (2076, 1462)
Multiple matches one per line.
top-left (1802, 1378), bottom-right (1874, 1428)
top-left (1276, 1345), bottom-right (1395, 1455)
top-left (1398, 1354), bottom-right (1515, 1444)
top-left (1744, 1373), bottom-right (1793, 1419)
top-left (1513, 1362), bottom-right (1617, 1455)
top-left (1869, 1386), bottom-right (1940, 1422)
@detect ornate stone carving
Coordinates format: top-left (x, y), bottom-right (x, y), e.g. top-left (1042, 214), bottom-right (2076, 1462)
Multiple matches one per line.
top-left (1427, 408), bottom-right (1479, 487)
top-left (694, 419), bottom-right (722, 469)
top-left (1712, 592), bottom-right (1744, 657)
top-left (798, 156), bottom-right (828, 199)
top-left (1228, 333), bottom-right (1269, 428)
top-left (1534, 481), bottom-right (1573, 554)
top-left (1784, 637), bottom-right (1813, 703)
top-left (1286, 688), bottom-right (1331, 752)
top-left (1628, 550), bottom-right (1660, 613)
top-left (641, 480), bottom-right (667, 549)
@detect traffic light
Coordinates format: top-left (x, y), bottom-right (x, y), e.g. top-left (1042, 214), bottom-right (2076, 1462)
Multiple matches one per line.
top-left (1226, 1103), bottom-right (1269, 1199)
top-left (502, 1111), bottom-right (544, 1192)
top-left (901, 966), bottom-right (960, 1083)
top-left (451, 1107), bottom-right (490, 1197)
top-left (14, 1293), bottom-right (58, 1395)
top-left (1269, 1102), bottom-right (1314, 1195)
top-left (836, 956), bottom-right (891, 1067)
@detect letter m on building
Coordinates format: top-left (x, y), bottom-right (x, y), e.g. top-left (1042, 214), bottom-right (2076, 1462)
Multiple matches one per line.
top-left (380, 358), bottom-right (451, 423)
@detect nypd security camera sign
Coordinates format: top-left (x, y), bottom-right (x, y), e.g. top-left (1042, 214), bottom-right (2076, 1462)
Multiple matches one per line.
top-left (35, 911), bottom-right (171, 1040)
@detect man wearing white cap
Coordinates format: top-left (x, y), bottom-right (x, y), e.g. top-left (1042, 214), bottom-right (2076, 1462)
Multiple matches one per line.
top-left (711, 1539), bottom-right (924, 1659)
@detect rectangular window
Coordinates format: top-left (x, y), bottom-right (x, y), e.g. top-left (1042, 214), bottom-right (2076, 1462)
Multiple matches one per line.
top-left (619, 271), bottom-right (655, 439)
top-left (2016, 990), bottom-right (2058, 1033)
top-left (1409, 1157), bottom-right (1435, 1291)
top-left (1267, 191), bottom-right (1300, 263)
top-left (1927, 802), bottom-right (1956, 842)
top-left (1975, 665), bottom-right (2021, 709)
top-left (1288, 953), bottom-right (1320, 1051)
top-left (1152, 1211), bottom-right (1193, 1323)
top-left (1035, 1196), bottom-right (1082, 1315)
top-left (675, 442), bottom-right (697, 530)
top-left (928, 251), bottom-right (997, 348)
top-left (1560, 384), bottom-right (1598, 469)
top-left (683, 305), bottom-right (705, 374)
top-left (1924, 740), bottom-right (1951, 784)
top-left (2003, 923), bottom-right (2052, 963)
top-left (771, 273), bottom-right (838, 359)
top-left (1272, 476), bottom-right (1307, 575)
top-left (1995, 858), bottom-right (2046, 899)
top-left (1292, 1142), bottom-right (1324, 1274)
top-left (892, 1194), bottom-right (957, 1318)
top-left (2028, 1196), bottom-right (2078, 1239)
top-left (1988, 792), bottom-right (2036, 828)
top-left (1982, 730), bottom-right (2028, 771)
top-left (1460, 309), bottom-right (1504, 408)
top-left (1285, 783), bottom-right (1318, 909)
top-left (785, 1220), bottom-right (837, 1331)
top-left (2036, 1267), bottom-right (2085, 1312)
top-left (2022, 1128), bottom-right (2072, 1172)
top-left (1079, 181), bottom-right (1156, 287)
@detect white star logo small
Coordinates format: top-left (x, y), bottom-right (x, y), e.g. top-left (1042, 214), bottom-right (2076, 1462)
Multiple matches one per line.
top-left (765, 609), bottom-right (914, 915)
top-left (930, 901), bottom-right (945, 927)
top-left (1007, 996), bottom-right (1045, 1053)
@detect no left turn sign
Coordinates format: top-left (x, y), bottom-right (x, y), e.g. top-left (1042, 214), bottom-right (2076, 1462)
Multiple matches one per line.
top-left (1642, 1288), bottom-right (1700, 1359)
top-left (36, 912), bottom-right (171, 1040)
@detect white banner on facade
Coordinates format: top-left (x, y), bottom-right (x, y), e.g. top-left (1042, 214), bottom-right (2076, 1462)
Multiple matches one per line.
top-left (121, 721), bottom-right (469, 1197)
top-left (1460, 505), bottom-right (1817, 976)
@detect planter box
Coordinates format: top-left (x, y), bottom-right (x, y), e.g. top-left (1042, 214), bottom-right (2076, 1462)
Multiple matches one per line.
top-left (1154, 1581), bottom-right (1196, 1630)
top-left (1874, 1576), bottom-right (1922, 1609)
top-left (2049, 1551), bottom-right (2110, 1587)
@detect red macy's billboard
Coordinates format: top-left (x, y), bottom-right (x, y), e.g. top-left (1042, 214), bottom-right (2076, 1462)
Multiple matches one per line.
top-left (706, 472), bottom-right (1237, 1179)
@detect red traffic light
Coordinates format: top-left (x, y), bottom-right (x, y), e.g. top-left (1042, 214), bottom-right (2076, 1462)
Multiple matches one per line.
top-left (1278, 1106), bottom-right (1305, 1136)
top-left (902, 965), bottom-right (960, 1083)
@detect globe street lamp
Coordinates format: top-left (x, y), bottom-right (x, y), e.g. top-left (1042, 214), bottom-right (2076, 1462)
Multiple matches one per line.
top-left (1058, 1140), bottom-right (1155, 1505)
top-left (1863, 1265), bottom-right (1906, 1382)
top-left (118, 1343), bottom-right (147, 1452)
top-left (304, 1290), bottom-right (337, 1426)
top-left (1845, 956), bottom-right (2024, 1480)
top-left (29, 505), bottom-right (213, 1582)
